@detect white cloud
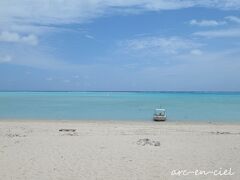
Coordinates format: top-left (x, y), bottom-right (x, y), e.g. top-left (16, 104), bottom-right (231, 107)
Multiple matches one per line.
top-left (85, 34), bottom-right (95, 39)
top-left (73, 75), bottom-right (80, 79)
top-left (0, 0), bottom-right (240, 35)
top-left (225, 16), bottom-right (240, 23)
top-left (211, 0), bottom-right (240, 10)
top-left (193, 28), bottom-right (240, 38)
top-left (189, 15), bottom-right (240, 27)
top-left (190, 19), bottom-right (226, 26)
top-left (63, 79), bottom-right (71, 83)
top-left (120, 36), bottom-right (202, 55)
top-left (0, 31), bottom-right (38, 45)
top-left (0, 55), bottom-right (12, 63)
top-left (46, 77), bottom-right (53, 81)
top-left (0, 0), bottom-right (240, 71)
top-left (190, 49), bottom-right (202, 55)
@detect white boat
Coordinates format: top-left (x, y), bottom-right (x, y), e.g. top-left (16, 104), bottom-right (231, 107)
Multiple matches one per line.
top-left (153, 108), bottom-right (166, 121)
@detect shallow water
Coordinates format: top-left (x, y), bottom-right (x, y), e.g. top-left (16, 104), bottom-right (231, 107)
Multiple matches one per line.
top-left (0, 92), bottom-right (240, 122)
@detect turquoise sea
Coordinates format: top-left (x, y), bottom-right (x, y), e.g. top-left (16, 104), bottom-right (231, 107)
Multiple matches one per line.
top-left (0, 92), bottom-right (240, 122)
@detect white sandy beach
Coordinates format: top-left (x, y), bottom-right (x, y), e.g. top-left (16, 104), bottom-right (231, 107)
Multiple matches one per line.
top-left (0, 120), bottom-right (240, 180)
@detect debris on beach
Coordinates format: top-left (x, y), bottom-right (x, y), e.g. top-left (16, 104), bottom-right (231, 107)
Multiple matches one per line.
top-left (59, 129), bottom-right (78, 136)
top-left (137, 138), bottom-right (160, 146)
top-left (215, 131), bottom-right (230, 135)
top-left (6, 133), bottom-right (26, 138)
top-left (210, 131), bottom-right (240, 135)
top-left (59, 129), bottom-right (76, 132)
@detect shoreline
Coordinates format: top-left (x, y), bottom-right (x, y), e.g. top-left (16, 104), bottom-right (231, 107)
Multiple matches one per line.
top-left (1, 118), bottom-right (240, 125)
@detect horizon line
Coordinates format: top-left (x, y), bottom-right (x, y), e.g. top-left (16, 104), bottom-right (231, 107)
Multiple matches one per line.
top-left (0, 90), bottom-right (240, 93)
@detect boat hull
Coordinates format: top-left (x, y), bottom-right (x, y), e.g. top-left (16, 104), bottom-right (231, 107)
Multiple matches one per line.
top-left (153, 116), bottom-right (166, 121)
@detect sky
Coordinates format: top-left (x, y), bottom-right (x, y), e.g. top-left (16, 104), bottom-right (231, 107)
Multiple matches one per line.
top-left (0, 0), bottom-right (240, 91)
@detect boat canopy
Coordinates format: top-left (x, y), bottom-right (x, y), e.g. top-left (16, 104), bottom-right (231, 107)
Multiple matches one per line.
top-left (155, 109), bottom-right (165, 111)
top-left (154, 109), bottom-right (166, 115)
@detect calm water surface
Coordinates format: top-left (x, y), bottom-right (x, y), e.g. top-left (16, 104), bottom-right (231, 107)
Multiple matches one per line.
top-left (0, 92), bottom-right (240, 122)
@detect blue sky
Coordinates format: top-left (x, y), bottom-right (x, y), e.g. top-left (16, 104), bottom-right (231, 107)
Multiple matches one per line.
top-left (0, 0), bottom-right (240, 91)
